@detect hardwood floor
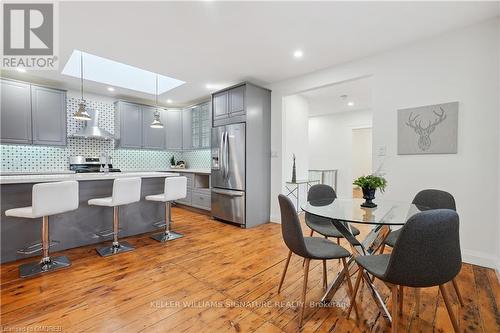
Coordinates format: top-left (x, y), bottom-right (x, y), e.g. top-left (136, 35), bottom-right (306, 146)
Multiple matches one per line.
top-left (1, 207), bottom-right (499, 332)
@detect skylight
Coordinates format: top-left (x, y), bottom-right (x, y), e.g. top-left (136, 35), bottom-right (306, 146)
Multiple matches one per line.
top-left (62, 50), bottom-right (185, 94)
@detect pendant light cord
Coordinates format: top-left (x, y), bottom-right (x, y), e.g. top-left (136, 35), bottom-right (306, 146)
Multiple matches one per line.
top-left (80, 52), bottom-right (84, 102)
top-left (155, 74), bottom-right (159, 111)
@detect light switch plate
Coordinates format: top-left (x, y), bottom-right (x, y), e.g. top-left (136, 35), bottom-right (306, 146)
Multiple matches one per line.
top-left (377, 146), bottom-right (387, 156)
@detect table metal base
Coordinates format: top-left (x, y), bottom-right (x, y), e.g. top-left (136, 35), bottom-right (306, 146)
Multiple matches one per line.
top-left (320, 221), bottom-right (392, 322)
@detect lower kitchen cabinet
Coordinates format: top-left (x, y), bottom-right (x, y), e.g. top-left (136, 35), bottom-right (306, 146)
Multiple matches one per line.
top-left (175, 172), bottom-right (211, 211)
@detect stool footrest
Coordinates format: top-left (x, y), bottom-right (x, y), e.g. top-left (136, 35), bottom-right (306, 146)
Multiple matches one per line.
top-left (153, 221), bottom-right (167, 228)
top-left (93, 228), bottom-right (122, 238)
top-left (17, 240), bottom-right (60, 255)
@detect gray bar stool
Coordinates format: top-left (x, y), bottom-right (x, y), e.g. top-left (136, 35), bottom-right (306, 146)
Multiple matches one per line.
top-left (145, 176), bottom-right (186, 242)
top-left (88, 177), bottom-right (141, 256)
top-left (5, 181), bottom-right (79, 278)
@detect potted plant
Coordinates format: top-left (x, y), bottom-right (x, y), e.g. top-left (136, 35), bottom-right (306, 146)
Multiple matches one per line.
top-left (353, 175), bottom-right (387, 208)
top-left (170, 155), bottom-right (176, 168)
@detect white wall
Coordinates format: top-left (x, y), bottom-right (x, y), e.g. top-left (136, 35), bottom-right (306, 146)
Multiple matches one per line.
top-left (308, 110), bottom-right (372, 198)
top-left (270, 18), bottom-right (500, 269)
top-left (283, 95), bottom-right (310, 181)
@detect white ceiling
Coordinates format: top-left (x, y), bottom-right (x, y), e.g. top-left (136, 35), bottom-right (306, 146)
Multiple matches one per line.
top-left (2, 1), bottom-right (498, 107)
top-left (301, 77), bottom-right (372, 117)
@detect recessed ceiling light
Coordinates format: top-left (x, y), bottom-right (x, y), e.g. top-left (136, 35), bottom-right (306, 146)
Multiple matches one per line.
top-left (62, 50), bottom-right (185, 94)
top-left (16, 68), bottom-right (26, 73)
top-left (293, 50), bottom-right (303, 58)
top-left (166, 99), bottom-right (172, 103)
top-left (348, 101), bottom-right (354, 107)
top-left (107, 87), bottom-right (115, 92)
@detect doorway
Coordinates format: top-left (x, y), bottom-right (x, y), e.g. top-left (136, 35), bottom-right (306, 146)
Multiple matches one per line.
top-left (352, 127), bottom-right (373, 198)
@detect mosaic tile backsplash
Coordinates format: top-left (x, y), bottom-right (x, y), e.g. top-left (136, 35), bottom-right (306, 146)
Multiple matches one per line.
top-left (0, 96), bottom-right (211, 172)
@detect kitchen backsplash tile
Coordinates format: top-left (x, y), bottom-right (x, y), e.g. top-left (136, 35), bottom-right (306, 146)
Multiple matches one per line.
top-left (0, 96), bottom-right (207, 172)
top-left (181, 150), bottom-right (211, 169)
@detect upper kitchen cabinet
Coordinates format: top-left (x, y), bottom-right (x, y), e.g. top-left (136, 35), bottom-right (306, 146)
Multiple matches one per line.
top-left (1, 79), bottom-right (66, 146)
top-left (229, 85), bottom-right (245, 116)
top-left (200, 102), bottom-right (210, 149)
top-left (115, 101), bottom-right (143, 149)
top-left (1, 79), bottom-right (32, 144)
top-left (142, 106), bottom-right (166, 150)
top-left (212, 84), bottom-right (247, 126)
top-left (165, 109), bottom-right (182, 150)
top-left (212, 91), bottom-right (228, 121)
top-left (182, 107), bottom-right (193, 150)
top-left (31, 86), bottom-right (66, 146)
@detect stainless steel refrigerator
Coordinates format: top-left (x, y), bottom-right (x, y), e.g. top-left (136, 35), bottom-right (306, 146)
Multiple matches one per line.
top-left (211, 123), bottom-right (246, 225)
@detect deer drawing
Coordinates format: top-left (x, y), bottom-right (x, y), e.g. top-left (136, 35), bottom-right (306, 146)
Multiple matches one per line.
top-left (406, 107), bottom-right (447, 151)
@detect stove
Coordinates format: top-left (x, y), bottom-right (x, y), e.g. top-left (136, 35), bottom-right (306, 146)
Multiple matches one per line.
top-left (69, 156), bottom-right (121, 173)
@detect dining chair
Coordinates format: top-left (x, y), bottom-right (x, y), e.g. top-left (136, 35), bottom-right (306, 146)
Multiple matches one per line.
top-left (381, 189), bottom-right (463, 308)
top-left (306, 184), bottom-right (361, 242)
top-left (348, 209), bottom-right (461, 333)
top-left (277, 194), bottom-right (358, 327)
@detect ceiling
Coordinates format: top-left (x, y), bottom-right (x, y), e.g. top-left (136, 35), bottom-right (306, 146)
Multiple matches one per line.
top-left (2, 1), bottom-right (498, 107)
top-left (301, 77), bottom-right (372, 117)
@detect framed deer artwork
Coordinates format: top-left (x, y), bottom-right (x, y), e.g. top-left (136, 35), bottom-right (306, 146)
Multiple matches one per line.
top-left (397, 101), bottom-right (458, 155)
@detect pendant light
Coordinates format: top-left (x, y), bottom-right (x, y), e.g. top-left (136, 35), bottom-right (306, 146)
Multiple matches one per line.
top-left (150, 74), bottom-right (164, 129)
top-left (73, 52), bottom-right (91, 121)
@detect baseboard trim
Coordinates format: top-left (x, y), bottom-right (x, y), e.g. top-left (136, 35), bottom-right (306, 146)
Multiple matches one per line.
top-left (462, 249), bottom-right (499, 271)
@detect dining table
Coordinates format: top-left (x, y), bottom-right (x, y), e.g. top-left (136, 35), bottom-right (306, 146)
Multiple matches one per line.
top-left (301, 197), bottom-right (429, 323)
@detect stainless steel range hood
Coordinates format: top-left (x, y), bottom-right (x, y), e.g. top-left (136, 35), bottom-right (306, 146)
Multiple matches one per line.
top-left (70, 109), bottom-right (114, 140)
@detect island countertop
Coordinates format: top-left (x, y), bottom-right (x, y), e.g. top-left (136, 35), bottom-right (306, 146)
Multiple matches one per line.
top-left (0, 171), bottom-right (180, 185)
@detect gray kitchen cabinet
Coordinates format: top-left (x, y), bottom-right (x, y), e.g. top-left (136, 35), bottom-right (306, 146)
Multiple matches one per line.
top-left (200, 102), bottom-right (210, 148)
top-left (191, 105), bottom-right (201, 149)
top-left (0, 79), bottom-right (32, 144)
top-left (213, 91), bottom-right (228, 120)
top-left (212, 84), bottom-right (247, 126)
top-left (115, 101), bottom-right (143, 149)
top-left (175, 172), bottom-right (211, 211)
top-left (182, 108), bottom-right (192, 150)
top-left (229, 85), bottom-right (245, 116)
top-left (165, 109), bottom-right (183, 150)
top-left (31, 85), bottom-right (66, 146)
top-left (142, 106), bottom-right (166, 149)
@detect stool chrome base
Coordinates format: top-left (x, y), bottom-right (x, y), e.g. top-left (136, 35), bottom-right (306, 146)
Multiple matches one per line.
top-left (19, 256), bottom-right (71, 278)
top-left (151, 231), bottom-right (183, 243)
top-left (96, 241), bottom-right (135, 257)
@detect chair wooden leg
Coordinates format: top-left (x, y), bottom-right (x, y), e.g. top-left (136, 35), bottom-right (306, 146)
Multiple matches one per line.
top-left (299, 258), bottom-right (310, 327)
top-left (336, 238), bottom-right (341, 263)
top-left (452, 278), bottom-right (464, 307)
top-left (309, 229), bottom-right (314, 237)
top-left (391, 284), bottom-right (399, 333)
top-left (415, 288), bottom-right (420, 317)
top-left (380, 243), bottom-right (386, 254)
top-left (399, 286), bottom-right (404, 315)
top-left (322, 260), bottom-right (327, 290)
top-left (347, 268), bottom-right (363, 318)
top-left (439, 284), bottom-right (460, 333)
top-left (278, 251), bottom-right (292, 293)
top-left (342, 258), bottom-right (359, 320)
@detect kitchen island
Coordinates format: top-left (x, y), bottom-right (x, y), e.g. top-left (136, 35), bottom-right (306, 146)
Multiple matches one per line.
top-left (0, 172), bottom-right (178, 263)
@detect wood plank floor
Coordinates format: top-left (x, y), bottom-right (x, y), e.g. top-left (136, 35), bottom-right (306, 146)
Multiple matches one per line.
top-left (1, 207), bottom-right (499, 332)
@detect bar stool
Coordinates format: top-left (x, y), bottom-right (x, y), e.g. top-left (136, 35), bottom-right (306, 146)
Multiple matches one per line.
top-left (88, 177), bottom-right (141, 256)
top-left (5, 181), bottom-right (79, 278)
top-left (146, 176), bottom-right (186, 242)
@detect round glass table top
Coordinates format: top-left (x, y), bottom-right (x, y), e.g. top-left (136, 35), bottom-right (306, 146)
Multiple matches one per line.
top-left (301, 198), bottom-right (430, 226)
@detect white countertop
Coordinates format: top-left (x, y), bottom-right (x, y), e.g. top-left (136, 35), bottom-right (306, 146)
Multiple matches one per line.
top-left (0, 171), bottom-right (180, 185)
top-left (167, 168), bottom-right (211, 174)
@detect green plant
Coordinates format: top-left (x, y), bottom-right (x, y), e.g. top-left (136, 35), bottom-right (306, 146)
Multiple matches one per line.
top-left (170, 155), bottom-right (176, 166)
top-left (353, 175), bottom-right (387, 192)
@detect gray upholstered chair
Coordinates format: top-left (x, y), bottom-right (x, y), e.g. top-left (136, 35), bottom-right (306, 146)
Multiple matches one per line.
top-left (348, 209), bottom-right (461, 333)
top-left (306, 184), bottom-right (360, 242)
top-left (277, 194), bottom-right (358, 327)
top-left (381, 189), bottom-right (463, 308)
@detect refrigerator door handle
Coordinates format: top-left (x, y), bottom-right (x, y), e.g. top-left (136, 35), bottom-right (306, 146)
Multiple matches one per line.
top-left (224, 131), bottom-right (229, 179)
top-left (212, 188), bottom-right (244, 197)
top-left (219, 129), bottom-right (225, 177)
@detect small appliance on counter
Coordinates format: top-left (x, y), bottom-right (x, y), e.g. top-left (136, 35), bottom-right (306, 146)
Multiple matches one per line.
top-left (170, 160), bottom-right (186, 169)
top-left (69, 155), bottom-right (121, 173)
